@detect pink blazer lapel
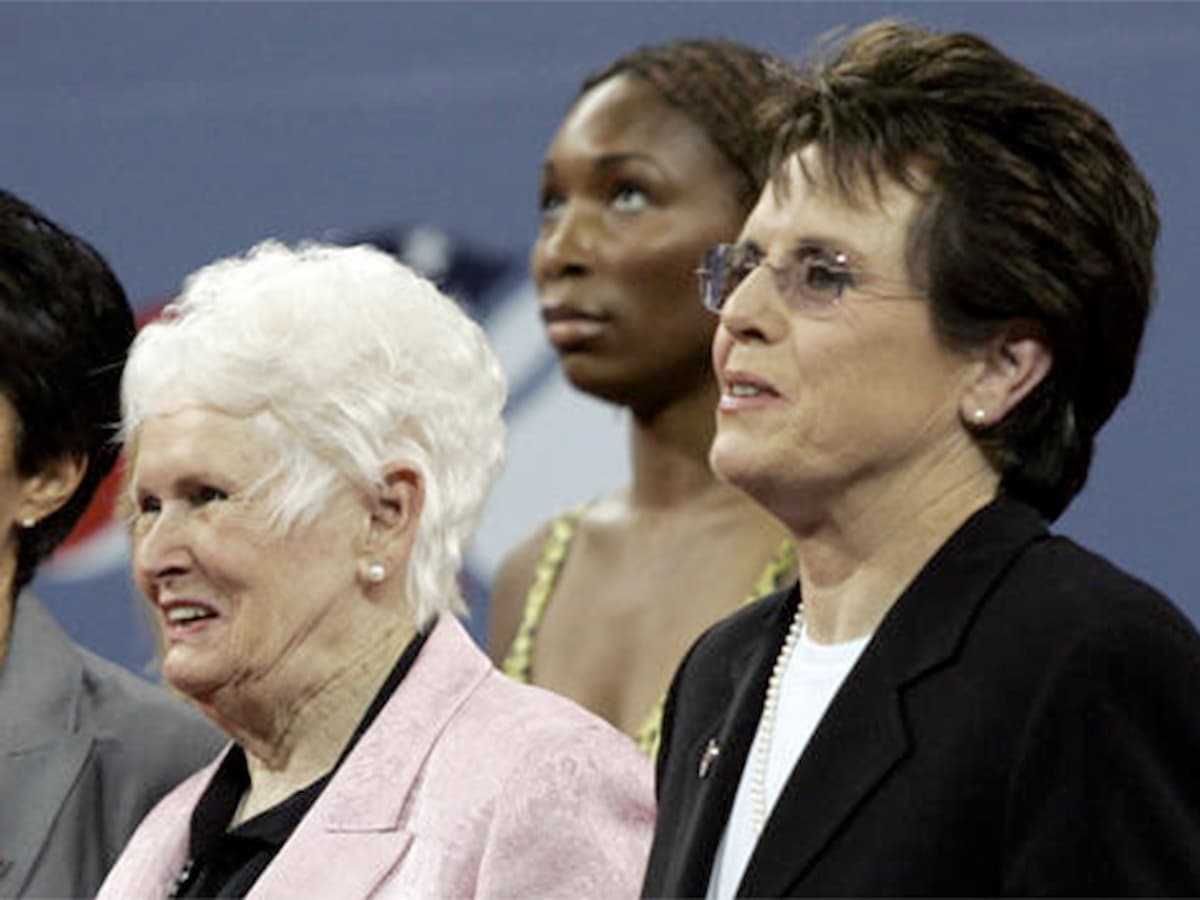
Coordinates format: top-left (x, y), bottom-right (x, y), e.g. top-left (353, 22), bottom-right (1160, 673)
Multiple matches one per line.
top-left (97, 754), bottom-right (226, 899)
top-left (249, 616), bottom-right (490, 898)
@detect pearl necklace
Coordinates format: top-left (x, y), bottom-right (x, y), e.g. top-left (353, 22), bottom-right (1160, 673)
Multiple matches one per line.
top-left (748, 601), bottom-right (804, 834)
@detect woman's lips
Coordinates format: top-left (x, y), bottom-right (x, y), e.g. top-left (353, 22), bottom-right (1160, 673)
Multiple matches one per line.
top-left (159, 599), bottom-right (220, 641)
top-left (718, 370), bottom-right (782, 411)
top-left (541, 307), bottom-right (610, 351)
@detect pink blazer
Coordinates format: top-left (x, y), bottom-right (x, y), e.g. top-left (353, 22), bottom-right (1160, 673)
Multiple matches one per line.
top-left (98, 615), bottom-right (654, 898)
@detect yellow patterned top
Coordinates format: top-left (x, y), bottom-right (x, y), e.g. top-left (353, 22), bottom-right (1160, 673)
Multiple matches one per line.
top-left (500, 508), bottom-right (797, 758)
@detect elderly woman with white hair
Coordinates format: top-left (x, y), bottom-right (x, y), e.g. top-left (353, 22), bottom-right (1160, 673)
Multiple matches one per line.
top-left (97, 241), bottom-right (653, 900)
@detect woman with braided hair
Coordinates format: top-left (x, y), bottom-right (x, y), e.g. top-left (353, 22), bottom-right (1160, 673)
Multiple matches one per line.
top-left (490, 39), bottom-right (796, 757)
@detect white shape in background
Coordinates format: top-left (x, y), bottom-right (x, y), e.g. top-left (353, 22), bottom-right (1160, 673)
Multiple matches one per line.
top-left (469, 279), bottom-right (626, 578)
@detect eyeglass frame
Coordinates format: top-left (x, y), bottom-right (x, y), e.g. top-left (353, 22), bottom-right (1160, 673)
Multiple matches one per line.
top-left (696, 241), bottom-right (922, 315)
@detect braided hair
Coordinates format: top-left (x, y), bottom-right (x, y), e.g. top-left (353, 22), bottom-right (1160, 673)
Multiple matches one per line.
top-left (580, 39), bottom-right (792, 211)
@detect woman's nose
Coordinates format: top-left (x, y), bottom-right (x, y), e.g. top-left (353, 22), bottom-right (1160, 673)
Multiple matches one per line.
top-left (133, 505), bottom-right (191, 582)
top-left (719, 267), bottom-right (788, 344)
top-left (532, 202), bottom-right (597, 283)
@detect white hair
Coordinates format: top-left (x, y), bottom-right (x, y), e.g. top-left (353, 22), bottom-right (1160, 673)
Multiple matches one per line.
top-left (121, 240), bottom-right (507, 625)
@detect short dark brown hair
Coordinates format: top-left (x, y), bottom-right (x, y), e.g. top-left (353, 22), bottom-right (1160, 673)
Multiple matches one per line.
top-left (762, 20), bottom-right (1159, 519)
top-left (581, 39), bottom-right (792, 211)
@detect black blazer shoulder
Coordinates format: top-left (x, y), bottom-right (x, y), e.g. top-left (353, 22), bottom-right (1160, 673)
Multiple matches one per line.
top-left (645, 497), bottom-right (1200, 897)
top-left (654, 581), bottom-right (795, 784)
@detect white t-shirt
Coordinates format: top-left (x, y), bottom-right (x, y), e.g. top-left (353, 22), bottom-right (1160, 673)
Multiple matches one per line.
top-left (706, 623), bottom-right (872, 900)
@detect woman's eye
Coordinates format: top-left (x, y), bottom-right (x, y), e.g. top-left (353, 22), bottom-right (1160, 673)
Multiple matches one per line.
top-left (538, 189), bottom-right (564, 220)
top-left (127, 494), bottom-right (160, 530)
top-left (803, 259), bottom-right (855, 298)
top-left (611, 183), bottom-right (649, 213)
top-left (727, 262), bottom-right (753, 292)
top-left (729, 247), bottom-right (762, 290)
top-left (193, 485), bottom-right (228, 506)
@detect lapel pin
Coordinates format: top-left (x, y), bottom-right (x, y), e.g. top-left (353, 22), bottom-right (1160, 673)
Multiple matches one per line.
top-left (698, 737), bottom-right (720, 779)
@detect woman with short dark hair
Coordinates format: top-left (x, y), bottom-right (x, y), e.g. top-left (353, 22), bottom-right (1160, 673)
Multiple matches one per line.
top-left (645, 21), bottom-right (1200, 896)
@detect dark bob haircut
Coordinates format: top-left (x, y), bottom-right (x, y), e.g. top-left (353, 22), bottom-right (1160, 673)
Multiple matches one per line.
top-left (0, 189), bottom-right (136, 591)
top-left (761, 21), bottom-right (1159, 520)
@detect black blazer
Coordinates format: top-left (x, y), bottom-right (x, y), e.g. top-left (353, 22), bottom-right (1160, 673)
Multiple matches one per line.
top-left (643, 498), bottom-right (1200, 897)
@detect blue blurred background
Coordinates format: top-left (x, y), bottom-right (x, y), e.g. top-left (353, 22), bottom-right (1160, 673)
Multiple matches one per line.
top-left (4, 2), bottom-right (1196, 673)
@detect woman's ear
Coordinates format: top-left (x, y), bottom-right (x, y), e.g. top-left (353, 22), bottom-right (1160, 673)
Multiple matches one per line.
top-left (360, 462), bottom-right (424, 583)
top-left (961, 322), bottom-right (1053, 429)
top-left (17, 454), bottom-right (87, 528)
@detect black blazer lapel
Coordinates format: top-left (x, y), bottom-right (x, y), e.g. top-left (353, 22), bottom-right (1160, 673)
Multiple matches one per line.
top-left (740, 498), bottom-right (1046, 896)
top-left (738, 638), bottom-right (909, 896)
top-left (655, 589), bottom-right (800, 897)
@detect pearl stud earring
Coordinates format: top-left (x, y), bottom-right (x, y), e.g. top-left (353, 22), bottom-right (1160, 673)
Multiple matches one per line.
top-left (365, 563), bottom-right (387, 584)
top-left (19, 518), bottom-right (37, 529)
top-left (971, 408), bottom-right (987, 424)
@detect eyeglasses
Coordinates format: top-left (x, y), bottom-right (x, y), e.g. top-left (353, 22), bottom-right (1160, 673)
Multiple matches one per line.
top-left (697, 242), bottom-right (918, 314)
